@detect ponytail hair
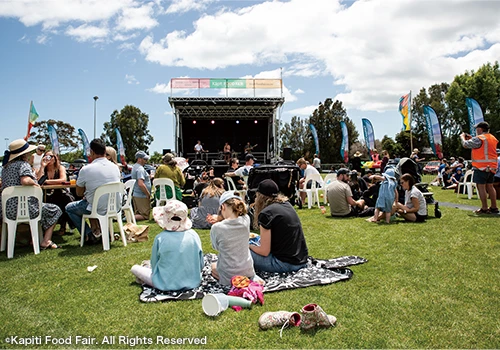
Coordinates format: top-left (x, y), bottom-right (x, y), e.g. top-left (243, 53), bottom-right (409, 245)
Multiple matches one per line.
top-left (224, 197), bottom-right (247, 216)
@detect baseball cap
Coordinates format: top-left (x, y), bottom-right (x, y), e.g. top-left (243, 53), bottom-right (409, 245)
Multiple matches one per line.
top-left (257, 179), bottom-right (279, 197)
top-left (219, 191), bottom-right (242, 206)
top-left (245, 153), bottom-right (256, 161)
top-left (474, 121), bottom-right (489, 131)
top-left (337, 168), bottom-right (351, 175)
top-left (135, 150), bottom-right (150, 160)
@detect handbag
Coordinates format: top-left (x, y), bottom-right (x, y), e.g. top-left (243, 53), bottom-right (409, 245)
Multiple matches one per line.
top-left (124, 223), bottom-right (149, 242)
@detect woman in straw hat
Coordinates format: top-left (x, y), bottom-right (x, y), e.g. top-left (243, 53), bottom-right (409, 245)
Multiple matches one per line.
top-left (1, 139), bottom-right (62, 249)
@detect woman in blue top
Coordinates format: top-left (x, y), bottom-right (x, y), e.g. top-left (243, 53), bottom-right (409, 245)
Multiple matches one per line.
top-left (131, 200), bottom-right (203, 291)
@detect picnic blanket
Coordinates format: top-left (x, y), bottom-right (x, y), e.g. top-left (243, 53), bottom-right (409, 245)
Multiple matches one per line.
top-left (139, 254), bottom-right (367, 303)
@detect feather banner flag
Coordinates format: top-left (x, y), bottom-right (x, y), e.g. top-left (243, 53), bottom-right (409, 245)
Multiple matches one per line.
top-left (78, 129), bottom-right (91, 162)
top-left (465, 97), bottom-right (484, 137)
top-left (399, 92), bottom-right (410, 131)
top-left (423, 106), bottom-right (443, 159)
top-left (340, 121), bottom-right (349, 163)
top-left (47, 124), bottom-right (60, 156)
top-left (309, 123), bottom-right (320, 156)
top-left (115, 128), bottom-right (127, 166)
top-left (24, 101), bottom-right (39, 140)
top-left (362, 118), bottom-right (375, 152)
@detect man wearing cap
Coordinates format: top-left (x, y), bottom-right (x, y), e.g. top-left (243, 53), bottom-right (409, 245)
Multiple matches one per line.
top-left (132, 150), bottom-right (152, 220)
top-left (326, 168), bottom-right (363, 217)
top-left (461, 121), bottom-right (498, 214)
top-left (224, 153), bottom-right (255, 179)
top-left (30, 144), bottom-right (45, 171)
top-left (66, 138), bottom-right (121, 243)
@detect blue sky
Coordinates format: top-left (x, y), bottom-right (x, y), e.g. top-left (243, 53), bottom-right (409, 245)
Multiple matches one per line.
top-left (1, 0), bottom-right (500, 155)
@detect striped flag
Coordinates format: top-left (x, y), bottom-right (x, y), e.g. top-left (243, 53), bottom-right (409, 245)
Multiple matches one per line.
top-left (399, 93), bottom-right (410, 131)
top-left (24, 101), bottom-right (39, 140)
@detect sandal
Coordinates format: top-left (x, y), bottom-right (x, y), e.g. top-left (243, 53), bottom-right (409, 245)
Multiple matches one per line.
top-left (489, 207), bottom-right (499, 214)
top-left (41, 241), bottom-right (59, 250)
top-left (474, 208), bottom-right (490, 215)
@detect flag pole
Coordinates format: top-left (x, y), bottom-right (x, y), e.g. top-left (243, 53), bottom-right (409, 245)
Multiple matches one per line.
top-left (409, 91), bottom-right (413, 151)
top-left (24, 101), bottom-right (33, 141)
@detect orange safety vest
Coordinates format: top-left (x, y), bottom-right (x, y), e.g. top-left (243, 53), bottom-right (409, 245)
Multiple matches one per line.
top-left (471, 133), bottom-right (498, 171)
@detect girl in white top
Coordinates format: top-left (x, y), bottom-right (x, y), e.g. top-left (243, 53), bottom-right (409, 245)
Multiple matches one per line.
top-left (394, 173), bottom-right (427, 222)
top-left (209, 191), bottom-right (255, 286)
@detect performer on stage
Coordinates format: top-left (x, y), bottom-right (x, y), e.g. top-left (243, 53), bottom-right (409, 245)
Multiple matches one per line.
top-left (244, 142), bottom-right (257, 155)
top-left (223, 142), bottom-right (231, 164)
top-left (194, 140), bottom-right (205, 160)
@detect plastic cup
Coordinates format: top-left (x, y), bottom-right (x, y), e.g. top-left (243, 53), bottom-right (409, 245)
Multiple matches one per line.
top-left (70, 179), bottom-right (76, 185)
top-left (202, 294), bottom-right (229, 316)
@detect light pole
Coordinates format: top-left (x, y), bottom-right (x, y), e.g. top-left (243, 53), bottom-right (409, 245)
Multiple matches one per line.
top-left (93, 96), bottom-right (99, 139)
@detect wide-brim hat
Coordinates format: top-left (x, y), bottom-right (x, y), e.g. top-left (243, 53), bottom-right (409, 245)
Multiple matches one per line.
top-left (413, 148), bottom-right (419, 153)
top-left (353, 151), bottom-right (362, 157)
top-left (4, 139), bottom-right (36, 165)
top-left (152, 200), bottom-right (192, 232)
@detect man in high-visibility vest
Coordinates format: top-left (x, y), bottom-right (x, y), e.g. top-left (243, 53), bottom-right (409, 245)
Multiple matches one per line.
top-left (460, 121), bottom-right (498, 214)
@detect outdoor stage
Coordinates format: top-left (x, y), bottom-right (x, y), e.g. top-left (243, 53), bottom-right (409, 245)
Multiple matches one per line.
top-left (169, 96), bottom-right (285, 164)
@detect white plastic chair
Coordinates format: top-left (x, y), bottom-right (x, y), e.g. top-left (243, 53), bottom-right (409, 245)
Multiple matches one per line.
top-left (323, 173), bottom-right (337, 205)
top-left (456, 170), bottom-right (477, 199)
top-left (122, 179), bottom-right (136, 224)
top-left (80, 182), bottom-right (126, 250)
top-left (225, 176), bottom-right (247, 199)
top-left (152, 178), bottom-right (176, 207)
top-left (1, 186), bottom-right (43, 259)
top-left (299, 173), bottom-right (324, 209)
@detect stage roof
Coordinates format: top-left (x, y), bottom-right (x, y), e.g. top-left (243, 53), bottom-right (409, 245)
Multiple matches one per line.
top-left (168, 97), bottom-right (285, 119)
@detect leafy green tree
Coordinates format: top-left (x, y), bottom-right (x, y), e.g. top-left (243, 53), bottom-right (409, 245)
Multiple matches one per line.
top-left (149, 151), bottom-right (163, 164)
top-left (102, 105), bottom-right (154, 163)
top-left (308, 98), bottom-right (359, 163)
top-left (28, 119), bottom-right (80, 153)
top-left (280, 116), bottom-right (310, 160)
top-left (380, 135), bottom-right (405, 159)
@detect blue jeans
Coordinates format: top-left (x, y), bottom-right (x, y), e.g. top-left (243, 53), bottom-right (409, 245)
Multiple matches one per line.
top-left (65, 200), bottom-right (92, 238)
top-left (250, 251), bottom-right (307, 273)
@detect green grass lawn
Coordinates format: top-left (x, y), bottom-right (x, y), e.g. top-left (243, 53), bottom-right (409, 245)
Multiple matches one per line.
top-left (1, 188), bottom-right (499, 349)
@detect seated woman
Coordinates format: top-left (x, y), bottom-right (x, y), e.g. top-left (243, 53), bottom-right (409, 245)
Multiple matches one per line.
top-left (1, 139), bottom-right (62, 249)
top-left (105, 146), bottom-right (122, 170)
top-left (394, 173), bottom-right (428, 222)
top-left (225, 158), bottom-right (244, 190)
top-left (190, 178), bottom-right (225, 229)
top-left (130, 200), bottom-right (203, 291)
top-left (210, 191), bottom-right (255, 285)
top-left (154, 153), bottom-right (185, 201)
top-left (35, 150), bottom-right (75, 235)
top-left (446, 167), bottom-right (464, 191)
top-left (250, 179), bottom-right (309, 273)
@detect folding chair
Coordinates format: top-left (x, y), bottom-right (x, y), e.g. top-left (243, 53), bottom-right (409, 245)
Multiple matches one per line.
top-left (122, 179), bottom-right (136, 224)
top-left (457, 170), bottom-right (477, 199)
top-left (299, 173), bottom-right (324, 209)
top-left (152, 178), bottom-right (176, 207)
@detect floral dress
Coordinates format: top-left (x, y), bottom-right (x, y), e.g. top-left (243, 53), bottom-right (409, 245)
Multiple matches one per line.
top-left (0, 160), bottom-right (62, 231)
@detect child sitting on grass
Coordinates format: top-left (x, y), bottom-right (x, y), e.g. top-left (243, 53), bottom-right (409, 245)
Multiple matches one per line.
top-left (208, 191), bottom-right (255, 286)
top-left (367, 168), bottom-right (398, 224)
top-left (130, 200), bottom-right (203, 291)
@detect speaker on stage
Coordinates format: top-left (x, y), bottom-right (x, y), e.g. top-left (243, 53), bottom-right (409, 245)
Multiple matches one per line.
top-left (212, 165), bottom-right (228, 178)
top-left (163, 149), bottom-right (171, 156)
top-left (283, 147), bottom-right (292, 160)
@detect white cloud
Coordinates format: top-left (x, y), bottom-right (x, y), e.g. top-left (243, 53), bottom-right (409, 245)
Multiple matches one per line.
top-left (294, 88), bottom-right (304, 94)
top-left (36, 34), bottom-right (49, 44)
top-left (66, 24), bottom-right (109, 42)
top-left (18, 34), bottom-right (29, 43)
top-left (118, 42), bottom-right (135, 51)
top-left (147, 83), bottom-right (170, 94)
top-left (283, 105), bottom-right (318, 117)
top-left (125, 74), bottom-right (140, 85)
top-left (139, 0), bottom-right (500, 112)
top-left (165, 0), bottom-right (215, 14)
top-left (115, 3), bottom-right (158, 32)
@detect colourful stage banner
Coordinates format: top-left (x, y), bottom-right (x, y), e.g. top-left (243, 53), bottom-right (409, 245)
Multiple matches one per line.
top-left (78, 128), bottom-right (91, 162)
top-left (423, 106), bottom-right (443, 159)
top-left (362, 118), bottom-right (375, 153)
top-left (309, 123), bottom-right (320, 156)
top-left (171, 78), bottom-right (282, 89)
top-left (47, 124), bottom-right (60, 156)
top-left (24, 101), bottom-right (39, 140)
top-left (115, 128), bottom-right (127, 166)
top-left (340, 121), bottom-right (349, 163)
top-left (399, 92), bottom-right (410, 131)
top-left (465, 97), bottom-right (484, 137)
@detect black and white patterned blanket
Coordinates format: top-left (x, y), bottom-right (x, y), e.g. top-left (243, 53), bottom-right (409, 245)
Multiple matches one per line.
top-left (139, 254), bottom-right (367, 303)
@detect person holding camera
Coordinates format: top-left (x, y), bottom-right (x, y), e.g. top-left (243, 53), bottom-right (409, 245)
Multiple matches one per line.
top-left (36, 150), bottom-right (75, 235)
top-left (460, 121), bottom-right (498, 214)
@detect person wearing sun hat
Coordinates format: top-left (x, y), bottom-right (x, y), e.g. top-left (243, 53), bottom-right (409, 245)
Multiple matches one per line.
top-left (351, 151), bottom-right (363, 172)
top-left (208, 191), bottom-right (255, 285)
top-left (132, 150), bottom-right (152, 221)
top-left (130, 200), bottom-right (203, 291)
top-left (250, 179), bottom-right (309, 273)
top-left (1, 139), bottom-right (62, 250)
